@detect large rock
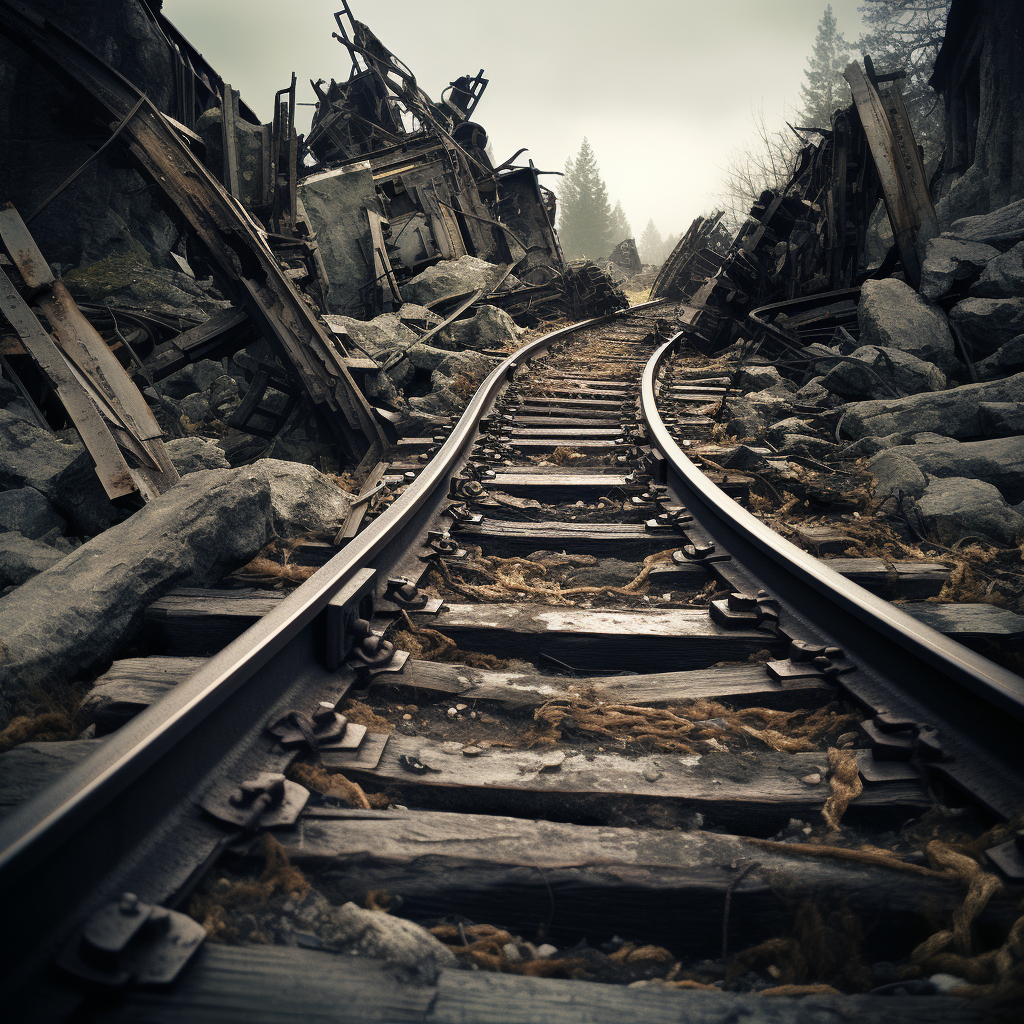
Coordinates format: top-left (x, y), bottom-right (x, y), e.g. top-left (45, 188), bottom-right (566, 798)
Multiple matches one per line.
top-left (402, 256), bottom-right (519, 307)
top-left (916, 477), bottom-right (1024, 546)
top-left (161, 359), bottom-right (226, 401)
top-left (0, 467), bottom-right (275, 720)
top-left (920, 237), bottom-right (1000, 301)
top-left (448, 305), bottom-right (520, 351)
top-left (195, 102), bottom-right (268, 213)
top-left (165, 437), bottom-right (230, 475)
top-left (734, 365), bottom-right (790, 393)
top-left (948, 199), bottom-right (1024, 249)
top-left (320, 902), bottom-right (457, 978)
top-left (866, 452), bottom-right (927, 502)
top-left (0, 487), bottom-right (66, 540)
top-left (876, 436), bottom-right (1024, 503)
top-left (249, 459), bottom-right (355, 534)
top-left (323, 312), bottom-right (419, 359)
top-left (0, 410), bottom-right (118, 536)
top-left (841, 372), bottom-right (1024, 440)
top-left (976, 335), bottom-right (1024, 379)
top-left (0, 532), bottom-right (66, 586)
top-left (979, 402), bottom-right (1024, 436)
top-left (821, 345), bottom-right (946, 399)
top-left (857, 279), bottom-right (959, 375)
top-left (970, 241), bottom-right (1024, 299)
top-left (948, 297), bottom-right (1024, 357)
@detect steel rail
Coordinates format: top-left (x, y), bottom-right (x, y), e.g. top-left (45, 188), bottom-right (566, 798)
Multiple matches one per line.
top-left (0, 299), bottom-right (667, 987)
top-left (641, 335), bottom-right (1024, 817)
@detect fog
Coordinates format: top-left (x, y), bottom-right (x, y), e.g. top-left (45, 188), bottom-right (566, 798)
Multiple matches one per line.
top-left (162, 0), bottom-right (867, 239)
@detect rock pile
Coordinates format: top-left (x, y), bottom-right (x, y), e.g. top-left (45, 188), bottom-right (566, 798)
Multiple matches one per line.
top-left (719, 198), bottom-right (1024, 549)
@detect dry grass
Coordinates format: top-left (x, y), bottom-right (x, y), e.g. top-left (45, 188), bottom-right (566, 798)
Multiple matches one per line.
top-left (0, 684), bottom-right (82, 752)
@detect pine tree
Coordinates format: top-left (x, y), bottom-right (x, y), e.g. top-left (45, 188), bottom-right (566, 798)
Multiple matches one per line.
top-left (857, 0), bottom-right (951, 165)
top-left (799, 4), bottom-right (852, 128)
top-left (661, 232), bottom-right (680, 262)
top-left (638, 219), bottom-right (664, 265)
top-left (557, 138), bottom-right (615, 259)
top-left (609, 201), bottom-right (632, 245)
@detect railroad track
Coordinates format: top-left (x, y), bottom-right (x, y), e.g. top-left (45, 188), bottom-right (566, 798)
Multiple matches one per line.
top-left (2, 301), bottom-right (1023, 1021)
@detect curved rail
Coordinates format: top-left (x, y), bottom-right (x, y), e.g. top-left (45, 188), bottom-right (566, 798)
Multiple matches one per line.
top-left (0, 300), bottom-right (667, 983)
top-left (641, 336), bottom-right (1024, 816)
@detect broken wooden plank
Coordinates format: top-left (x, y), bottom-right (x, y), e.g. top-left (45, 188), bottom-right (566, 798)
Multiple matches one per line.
top-left (410, 603), bottom-right (785, 671)
top-left (91, 943), bottom-right (997, 1024)
top-left (143, 308), bottom-right (258, 382)
top-left (336, 461), bottom-right (388, 542)
top-left (0, 269), bottom-right (136, 498)
top-left (285, 808), bottom-right (986, 955)
top-left (377, 659), bottom-right (835, 710)
top-left (145, 588), bottom-right (286, 655)
top-left (344, 733), bottom-right (928, 835)
top-left (900, 602), bottom-right (1024, 654)
top-left (0, 200), bottom-right (54, 291)
top-left (820, 558), bottom-right (951, 600)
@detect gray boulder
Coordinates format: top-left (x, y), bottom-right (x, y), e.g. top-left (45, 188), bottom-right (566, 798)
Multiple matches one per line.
top-left (841, 372), bottom-right (1024, 440)
top-left (948, 297), bottom-right (1024, 357)
top-left (323, 312), bottom-right (421, 359)
top-left (0, 487), bottom-right (66, 540)
top-left (0, 467), bottom-right (275, 718)
top-left (207, 375), bottom-right (240, 419)
top-left (976, 335), bottom-right (1024, 379)
top-left (822, 345), bottom-right (946, 399)
top-left (405, 343), bottom-right (452, 373)
top-left (430, 350), bottom-right (499, 389)
top-left (402, 256), bottom-right (520, 307)
top-left (165, 437), bottom-right (230, 475)
top-left (0, 410), bottom-right (118, 536)
top-left (249, 459), bottom-right (355, 534)
top-left (0, 532), bottom-right (66, 586)
top-left (858, 279), bottom-right (959, 375)
top-left (735, 365), bottom-right (789, 393)
top-left (397, 303), bottom-right (443, 329)
top-left (764, 417), bottom-right (814, 447)
top-left (179, 392), bottom-right (211, 424)
top-left (916, 477), bottom-right (1024, 546)
top-left (160, 359), bottom-right (225, 401)
top-left (448, 305), bottom-right (520, 351)
top-left (948, 199), bottom-right (1024, 249)
top-left (878, 436), bottom-right (1024, 503)
top-left (793, 377), bottom-right (833, 407)
top-left (979, 402), bottom-right (1024, 437)
top-left (970, 241), bottom-right (1024, 299)
top-left (866, 452), bottom-right (927, 502)
top-left (321, 902), bottom-right (457, 978)
top-left (920, 237), bottom-right (1000, 301)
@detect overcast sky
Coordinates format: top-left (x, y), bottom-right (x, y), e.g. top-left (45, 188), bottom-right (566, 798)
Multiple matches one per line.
top-left (163, 0), bottom-right (869, 241)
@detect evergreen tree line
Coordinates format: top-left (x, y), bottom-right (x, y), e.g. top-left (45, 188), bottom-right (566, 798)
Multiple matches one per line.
top-left (557, 138), bottom-right (682, 267)
top-left (557, 138), bottom-right (633, 261)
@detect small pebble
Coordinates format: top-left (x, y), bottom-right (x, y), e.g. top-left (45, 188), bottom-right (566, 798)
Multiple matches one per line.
top-left (929, 973), bottom-right (965, 992)
top-left (837, 731), bottom-right (859, 747)
top-left (462, 745), bottom-right (483, 757)
top-left (801, 773), bottom-right (821, 785)
top-left (455, 704), bottom-right (467, 711)
top-left (539, 751), bottom-right (565, 771)
top-left (678, 753), bottom-right (702, 767)
top-left (402, 714), bottom-right (412, 721)
top-left (440, 741), bottom-right (463, 754)
top-left (469, 711), bottom-right (477, 719)
top-left (447, 707), bottom-right (458, 718)
top-left (502, 942), bottom-right (523, 963)
top-left (536, 943), bottom-right (558, 959)
top-left (574, 501), bottom-right (585, 508)
top-left (643, 767), bottom-right (663, 783)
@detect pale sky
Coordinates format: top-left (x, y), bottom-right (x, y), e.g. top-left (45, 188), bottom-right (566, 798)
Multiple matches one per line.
top-left (163, 0), bottom-right (870, 241)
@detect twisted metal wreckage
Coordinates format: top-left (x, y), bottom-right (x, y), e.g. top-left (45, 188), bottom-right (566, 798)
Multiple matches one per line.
top-left (0, 0), bottom-right (628, 498)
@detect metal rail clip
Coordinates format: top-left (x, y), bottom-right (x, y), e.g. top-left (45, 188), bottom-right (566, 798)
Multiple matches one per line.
top-left (710, 590), bottom-right (780, 630)
top-left (766, 640), bottom-right (853, 682)
top-left (58, 892), bottom-right (205, 988)
top-left (859, 709), bottom-right (944, 762)
top-left (200, 772), bottom-right (309, 830)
